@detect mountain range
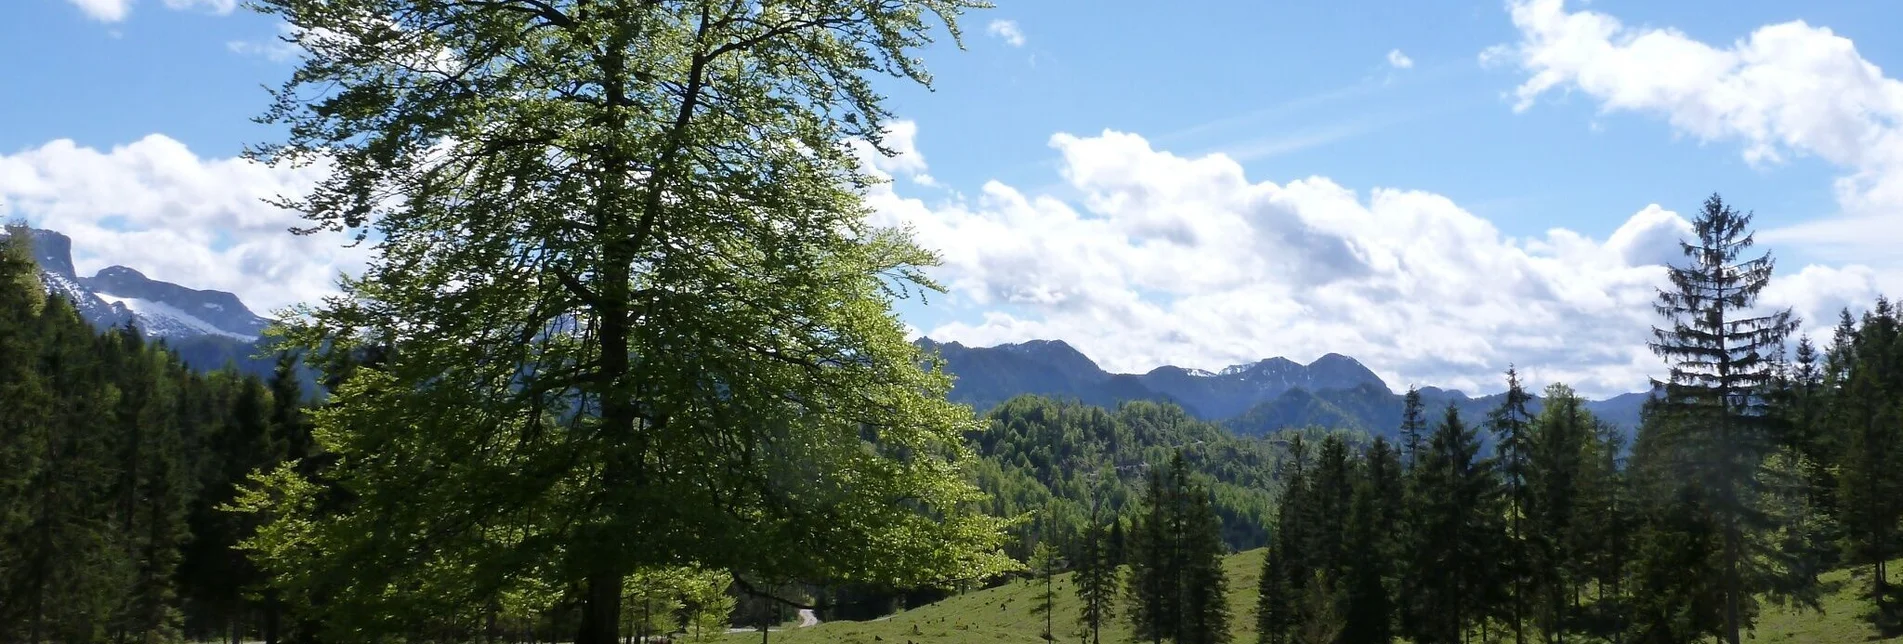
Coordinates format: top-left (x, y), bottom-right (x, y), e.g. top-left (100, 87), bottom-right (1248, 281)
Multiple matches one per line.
top-left (6, 226), bottom-right (1652, 438)
top-left (5, 227), bottom-right (278, 375)
top-left (918, 338), bottom-right (1653, 440)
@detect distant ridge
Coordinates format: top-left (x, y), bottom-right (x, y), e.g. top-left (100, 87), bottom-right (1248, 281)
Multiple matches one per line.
top-left (4, 227), bottom-right (280, 376)
top-left (919, 338), bottom-right (1653, 439)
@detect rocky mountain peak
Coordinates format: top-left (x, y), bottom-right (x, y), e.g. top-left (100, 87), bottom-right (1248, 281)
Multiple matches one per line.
top-left (7, 227), bottom-right (269, 342)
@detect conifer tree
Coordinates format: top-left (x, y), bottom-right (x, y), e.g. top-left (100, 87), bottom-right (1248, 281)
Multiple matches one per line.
top-left (1031, 541), bottom-right (1061, 641)
top-left (1075, 476), bottom-right (1118, 644)
top-left (1400, 387), bottom-right (1427, 469)
top-left (1129, 465), bottom-right (1179, 644)
top-left (1490, 367), bottom-right (1536, 644)
top-left (1626, 403), bottom-right (1726, 643)
top-left (1647, 193), bottom-right (1804, 644)
top-left (1180, 488), bottom-right (1232, 644)
top-left (1404, 404), bottom-right (1504, 644)
top-left (1257, 436), bottom-right (1311, 644)
top-left (1835, 301), bottom-right (1903, 615)
top-left (1340, 441), bottom-right (1397, 644)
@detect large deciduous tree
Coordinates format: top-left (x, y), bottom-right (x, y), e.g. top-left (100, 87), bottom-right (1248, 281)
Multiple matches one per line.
top-left (235, 2), bottom-right (1011, 642)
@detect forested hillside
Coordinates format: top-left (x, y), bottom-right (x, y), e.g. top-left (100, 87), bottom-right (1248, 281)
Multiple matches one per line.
top-left (0, 225), bottom-right (312, 641)
top-left (969, 396), bottom-right (1366, 560)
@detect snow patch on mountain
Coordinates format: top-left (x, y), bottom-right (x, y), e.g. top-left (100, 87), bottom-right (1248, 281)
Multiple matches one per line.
top-left (95, 293), bottom-right (260, 342)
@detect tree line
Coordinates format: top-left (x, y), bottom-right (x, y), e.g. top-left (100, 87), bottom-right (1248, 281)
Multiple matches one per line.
top-left (1012, 194), bottom-right (1903, 644)
top-left (0, 226), bottom-right (759, 643)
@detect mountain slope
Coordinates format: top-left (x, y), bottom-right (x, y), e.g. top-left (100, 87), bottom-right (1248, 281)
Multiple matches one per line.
top-left (3, 228), bottom-right (270, 343)
top-left (923, 338), bottom-right (1653, 438)
top-left (4, 227), bottom-right (280, 375)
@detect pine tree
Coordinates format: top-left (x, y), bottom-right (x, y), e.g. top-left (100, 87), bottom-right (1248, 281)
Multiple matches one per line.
top-left (1400, 387), bottom-right (1427, 470)
top-left (1294, 571), bottom-right (1345, 644)
top-left (1647, 193), bottom-right (1804, 644)
top-left (1626, 402), bottom-right (1726, 643)
top-left (1835, 301), bottom-right (1903, 617)
top-left (1075, 477), bottom-right (1118, 644)
top-left (1490, 367), bottom-right (1536, 644)
top-left (1256, 544), bottom-right (1295, 644)
top-left (1341, 443), bottom-right (1396, 644)
top-left (1528, 383), bottom-right (1593, 643)
top-left (1031, 540), bottom-right (1061, 641)
top-left (1128, 452), bottom-right (1230, 644)
top-left (1180, 488), bottom-right (1232, 644)
top-left (1129, 465), bottom-right (1179, 644)
top-left (1404, 404), bottom-right (1504, 644)
top-left (1258, 436), bottom-right (1312, 644)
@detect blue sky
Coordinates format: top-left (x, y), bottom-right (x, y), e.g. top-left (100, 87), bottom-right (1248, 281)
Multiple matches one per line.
top-left (4, 0), bottom-right (1902, 396)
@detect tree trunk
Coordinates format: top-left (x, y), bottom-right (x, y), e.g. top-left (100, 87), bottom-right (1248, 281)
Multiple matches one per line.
top-left (1725, 522), bottom-right (1742, 644)
top-left (578, 570), bottom-right (624, 644)
top-left (265, 589), bottom-right (283, 644)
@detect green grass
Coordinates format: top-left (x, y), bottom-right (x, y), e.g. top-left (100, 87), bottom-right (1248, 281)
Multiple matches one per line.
top-left (1755, 562), bottom-right (1903, 643)
top-left (732, 551), bottom-right (1903, 643)
top-left (727, 550), bottom-right (1265, 644)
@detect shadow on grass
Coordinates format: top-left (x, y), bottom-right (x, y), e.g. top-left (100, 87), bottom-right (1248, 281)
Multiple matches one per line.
top-left (1860, 584), bottom-right (1903, 640)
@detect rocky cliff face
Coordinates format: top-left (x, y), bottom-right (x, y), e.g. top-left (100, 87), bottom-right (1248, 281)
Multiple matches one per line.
top-left (4, 228), bottom-right (269, 342)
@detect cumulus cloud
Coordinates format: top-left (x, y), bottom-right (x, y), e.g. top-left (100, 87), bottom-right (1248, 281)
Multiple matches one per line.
top-left (987, 19), bottom-right (1026, 47)
top-left (0, 135), bottom-right (370, 315)
top-left (847, 120), bottom-right (937, 187)
top-left (1492, 0), bottom-right (1903, 259)
top-left (64, 0), bottom-right (131, 21)
top-left (870, 127), bottom-right (1885, 398)
top-left (1387, 49), bottom-right (1414, 70)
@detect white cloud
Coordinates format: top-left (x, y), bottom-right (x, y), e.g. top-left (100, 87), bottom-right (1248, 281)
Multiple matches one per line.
top-left (160, 0), bottom-right (236, 14)
top-left (0, 135), bottom-right (369, 315)
top-left (987, 19), bottom-right (1026, 47)
top-left (1493, 0), bottom-right (1903, 257)
top-left (848, 120), bottom-right (937, 187)
top-left (870, 127), bottom-right (1884, 398)
top-left (227, 24), bottom-right (302, 63)
top-left (64, 0), bottom-right (235, 21)
top-left (64, 0), bottom-right (130, 21)
top-left (1387, 49), bottom-right (1415, 70)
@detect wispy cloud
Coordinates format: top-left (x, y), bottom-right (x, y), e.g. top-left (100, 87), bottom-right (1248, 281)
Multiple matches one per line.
top-left (65, 0), bottom-right (237, 22)
top-left (1387, 49), bottom-right (1415, 69)
top-left (1213, 114), bottom-right (1406, 162)
top-left (987, 19), bottom-right (1026, 47)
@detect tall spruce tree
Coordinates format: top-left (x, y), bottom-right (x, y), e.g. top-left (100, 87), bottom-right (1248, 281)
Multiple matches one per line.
top-left (1075, 466), bottom-right (1119, 644)
top-left (1180, 488), bottom-right (1232, 644)
top-left (1646, 193), bottom-right (1803, 644)
top-left (1129, 464), bottom-right (1180, 644)
top-left (1340, 439), bottom-right (1400, 644)
top-left (1257, 437), bottom-right (1311, 644)
top-left (1489, 367), bottom-right (1536, 644)
top-left (1528, 384), bottom-right (1593, 643)
top-left (1128, 452), bottom-right (1229, 644)
top-left (1400, 387), bottom-right (1427, 469)
top-left (1031, 541), bottom-right (1061, 641)
top-left (1404, 404), bottom-right (1504, 644)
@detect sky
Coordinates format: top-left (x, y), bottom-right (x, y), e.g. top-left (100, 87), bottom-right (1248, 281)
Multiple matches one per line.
top-left (3, 0), bottom-right (1903, 398)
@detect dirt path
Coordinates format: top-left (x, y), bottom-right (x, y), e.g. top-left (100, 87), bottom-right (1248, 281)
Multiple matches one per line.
top-left (726, 609), bottom-right (820, 634)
